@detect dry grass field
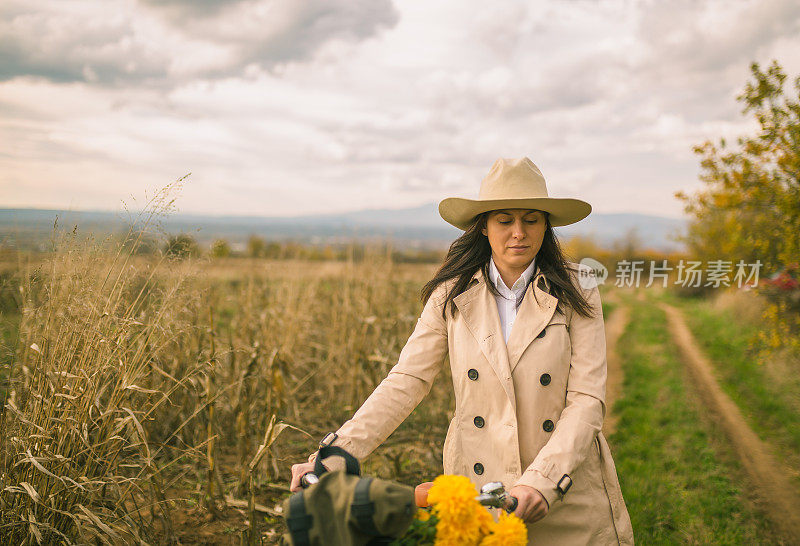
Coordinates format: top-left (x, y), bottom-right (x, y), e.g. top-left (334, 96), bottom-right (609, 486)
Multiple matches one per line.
top-left (0, 232), bottom-right (454, 544)
top-left (2, 230), bottom-right (798, 544)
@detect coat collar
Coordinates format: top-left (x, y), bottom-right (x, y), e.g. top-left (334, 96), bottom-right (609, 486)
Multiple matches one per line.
top-left (487, 256), bottom-right (537, 297)
top-left (469, 264), bottom-right (552, 292)
top-left (455, 264), bottom-right (558, 409)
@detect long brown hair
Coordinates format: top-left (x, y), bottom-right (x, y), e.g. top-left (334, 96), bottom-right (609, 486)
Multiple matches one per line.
top-left (421, 211), bottom-right (595, 319)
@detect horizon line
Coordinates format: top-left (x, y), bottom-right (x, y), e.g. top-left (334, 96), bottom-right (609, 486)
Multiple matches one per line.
top-left (0, 205), bottom-right (688, 222)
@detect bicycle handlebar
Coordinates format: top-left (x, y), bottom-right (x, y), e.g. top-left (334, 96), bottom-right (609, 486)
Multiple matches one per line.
top-left (300, 473), bottom-right (518, 513)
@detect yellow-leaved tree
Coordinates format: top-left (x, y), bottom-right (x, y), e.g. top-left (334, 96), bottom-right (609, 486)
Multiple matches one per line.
top-left (677, 60), bottom-right (800, 271)
top-left (677, 59), bottom-right (800, 350)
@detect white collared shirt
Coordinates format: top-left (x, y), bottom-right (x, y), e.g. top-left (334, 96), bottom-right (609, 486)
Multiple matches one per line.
top-left (488, 256), bottom-right (537, 343)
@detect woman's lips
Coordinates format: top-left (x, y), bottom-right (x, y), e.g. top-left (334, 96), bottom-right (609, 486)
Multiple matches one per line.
top-left (509, 246), bottom-right (529, 252)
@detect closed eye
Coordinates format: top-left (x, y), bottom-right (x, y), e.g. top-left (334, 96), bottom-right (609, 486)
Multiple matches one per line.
top-left (496, 215), bottom-right (540, 224)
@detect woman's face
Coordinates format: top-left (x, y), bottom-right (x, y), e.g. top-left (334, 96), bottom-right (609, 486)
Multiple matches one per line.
top-left (481, 209), bottom-right (547, 272)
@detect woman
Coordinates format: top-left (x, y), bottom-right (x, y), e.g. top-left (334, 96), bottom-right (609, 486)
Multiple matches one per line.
top-left (290, 157), bottom-right (634, 545)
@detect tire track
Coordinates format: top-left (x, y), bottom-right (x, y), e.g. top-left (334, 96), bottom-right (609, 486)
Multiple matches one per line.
top-left (602, 298), bottom-right (628, 437)
top-left (661, 302), bottom-right (800, 541)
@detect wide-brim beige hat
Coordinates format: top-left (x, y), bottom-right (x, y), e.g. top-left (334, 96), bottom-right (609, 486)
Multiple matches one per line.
top-left (439, 157), bottom-right (592, 230)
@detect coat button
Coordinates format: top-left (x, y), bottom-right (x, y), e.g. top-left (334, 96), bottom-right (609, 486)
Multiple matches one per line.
top-left (474, 416), bottom-right (485, 428)
top-left (543, 419), bottom-right (554, 432)
top-left (537, 329), bottom-right (546, 339)
top-left (467, 368), bottom-right (479, 381)
top-left (540, 373), bottom-right (551, 386)
top-left (473, 463), bottom-right (484, 475)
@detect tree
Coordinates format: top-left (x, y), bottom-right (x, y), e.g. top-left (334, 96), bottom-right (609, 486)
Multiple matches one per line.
top-left (116, 230), bottom-right (160, 256)
top-left (210, 239), bottom-right (232, 258)
top-left (676, 60), bottom-right (800, 274)
top-left (264, 241), bottom-right (282, 259)
top-left (247, 235), bottom-right (266, 258)
top-left (164, 233), bottom-right (200, 258)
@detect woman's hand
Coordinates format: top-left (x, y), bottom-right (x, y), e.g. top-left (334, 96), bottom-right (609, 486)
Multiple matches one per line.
top-left (507, 484), bottom-right (549, 523)
top-left (289, 461), bottom-right (316, 492)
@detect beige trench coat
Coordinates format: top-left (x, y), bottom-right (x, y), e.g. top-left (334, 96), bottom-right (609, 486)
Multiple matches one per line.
top-left (322, 263), bottom-right (634, 545)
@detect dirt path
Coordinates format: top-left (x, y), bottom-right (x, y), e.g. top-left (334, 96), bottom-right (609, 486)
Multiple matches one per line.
top-left (661, 303), bottom-right (800, 541)
top-left (602, 296), bottom-right (629, 436)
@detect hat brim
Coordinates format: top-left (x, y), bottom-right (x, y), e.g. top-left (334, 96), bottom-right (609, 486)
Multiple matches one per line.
top-left (438, 197), bottom-right (591, 230)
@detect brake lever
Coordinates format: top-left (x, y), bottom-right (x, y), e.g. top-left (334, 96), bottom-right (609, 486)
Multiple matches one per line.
top-left (476, 481), bottom-right (518, 513)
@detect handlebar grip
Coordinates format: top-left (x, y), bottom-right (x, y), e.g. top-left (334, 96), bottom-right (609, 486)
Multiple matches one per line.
top-left (300, 472), bottom-right (319, 489)
top-left (506, 495), bottom-right (518, 513)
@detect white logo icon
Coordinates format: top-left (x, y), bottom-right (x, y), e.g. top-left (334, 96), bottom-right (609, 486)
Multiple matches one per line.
top-left (578, 258), bottom-right (608, 289)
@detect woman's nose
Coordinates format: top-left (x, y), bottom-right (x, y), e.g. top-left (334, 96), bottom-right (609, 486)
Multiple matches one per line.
top-left (512, 220), bottom-right (525, 239)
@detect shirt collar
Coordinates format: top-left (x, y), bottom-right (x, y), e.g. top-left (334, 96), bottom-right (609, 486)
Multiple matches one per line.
top-left (488, 256), bottom-right (537, 297)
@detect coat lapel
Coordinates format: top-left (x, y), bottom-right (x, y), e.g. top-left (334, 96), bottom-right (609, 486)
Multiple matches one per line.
top-left (506, 271), bottom-right (558, 372)
top-left (454, 269), bottom-right (516, 412)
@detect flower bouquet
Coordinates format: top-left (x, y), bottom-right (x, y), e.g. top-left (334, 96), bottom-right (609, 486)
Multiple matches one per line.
top-left (390, 475), bottom-right (528, 546)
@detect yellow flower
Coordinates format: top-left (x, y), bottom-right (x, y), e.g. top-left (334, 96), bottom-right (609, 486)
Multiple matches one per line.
top-left (417, 509), bottom-right (431, 522)
top-left (479, 511), bottom-right (528, 546)
top-left (427, 475), bottom-right (492, 546)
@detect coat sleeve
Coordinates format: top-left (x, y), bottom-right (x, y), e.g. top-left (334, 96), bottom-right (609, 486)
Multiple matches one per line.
top-left (512, 270), bottom-right (607, 509)
top-left (309, 285), bottom-right (450, 464)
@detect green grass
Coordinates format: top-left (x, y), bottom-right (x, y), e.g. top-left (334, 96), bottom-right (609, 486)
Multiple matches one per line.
top-left (601, 300), bottom-right (617, 320)
top-left (659, 291), bottom-right (800, 494)
top-left (609, 295), bottom-right (775, 544)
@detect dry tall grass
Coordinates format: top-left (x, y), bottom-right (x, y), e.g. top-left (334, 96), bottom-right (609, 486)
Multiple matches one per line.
top-left (1, 222), bottom-right (450, 543)
top-left (0, 225), bottom-right (215, 543)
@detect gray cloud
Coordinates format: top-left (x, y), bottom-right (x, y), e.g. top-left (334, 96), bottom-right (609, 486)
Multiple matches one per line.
top-left (631, 0), bottom-right (800, 115)
top-left (637, 0), bottom-right (800, 72)
top-left (0, 5), bottom-right (168, 84)
top-left (0, 0), bottom-right (399, 84)
top-left (232, 1), bottom-right (400, 74)
top-left (141, 0), bottom-right (245, 15)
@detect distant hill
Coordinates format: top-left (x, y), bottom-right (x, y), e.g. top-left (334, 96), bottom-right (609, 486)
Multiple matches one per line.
top-left (556, 212), bottom-right (685, 251)
top-left (0, 206), bottom-right (686, 251)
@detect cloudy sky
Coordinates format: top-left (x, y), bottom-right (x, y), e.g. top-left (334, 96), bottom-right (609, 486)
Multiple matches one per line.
top-left (2, 0), bottom-right (800, 218)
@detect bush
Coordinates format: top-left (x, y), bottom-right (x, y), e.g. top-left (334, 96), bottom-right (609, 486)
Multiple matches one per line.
top-left (164, 234), bottom-right (200, 258)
